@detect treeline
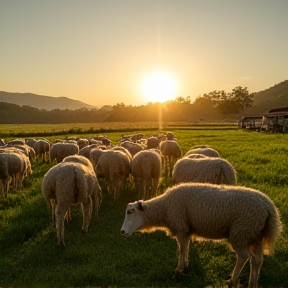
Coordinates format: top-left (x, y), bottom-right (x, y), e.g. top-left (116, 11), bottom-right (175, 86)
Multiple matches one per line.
top-left (0, 86), bottom-right (257, 124)
top-left (0, 100), bottom-right (224, 124)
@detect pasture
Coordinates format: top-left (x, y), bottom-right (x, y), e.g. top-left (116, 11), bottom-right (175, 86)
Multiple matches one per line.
top-left (0, 126), bottom-right (287, 288)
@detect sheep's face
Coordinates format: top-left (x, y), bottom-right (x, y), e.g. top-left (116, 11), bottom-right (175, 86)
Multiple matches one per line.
top-left (120, 201), bottom-right (145, 237)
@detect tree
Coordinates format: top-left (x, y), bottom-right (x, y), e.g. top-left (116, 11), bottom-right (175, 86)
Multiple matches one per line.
top-left (207, 86), bottom-right (254, 119)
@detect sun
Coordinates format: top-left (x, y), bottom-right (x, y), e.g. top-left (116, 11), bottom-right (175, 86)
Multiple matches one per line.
top-left (141, 70), bottom-right (177, 103)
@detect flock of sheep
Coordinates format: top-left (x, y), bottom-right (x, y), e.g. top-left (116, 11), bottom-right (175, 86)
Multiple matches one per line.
top-left (0, 132), bottom-right (283, 288)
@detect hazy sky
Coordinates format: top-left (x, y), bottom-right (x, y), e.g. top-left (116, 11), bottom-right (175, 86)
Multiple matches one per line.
top-left (1, 0), bottom-right (288, 107)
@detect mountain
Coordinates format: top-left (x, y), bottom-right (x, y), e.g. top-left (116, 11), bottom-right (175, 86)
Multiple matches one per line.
top-left (0, 91), bottom-right (97, 110)
top-left (243, 80), bottom-right (288, 116)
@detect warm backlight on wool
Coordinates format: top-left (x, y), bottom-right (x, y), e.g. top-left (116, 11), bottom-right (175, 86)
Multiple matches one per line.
top-left (141, 70), bottom-right (177, 103)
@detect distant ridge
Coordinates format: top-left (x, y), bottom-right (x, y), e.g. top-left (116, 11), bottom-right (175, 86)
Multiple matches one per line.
top-left (0, 91), bottom-right (97, 110)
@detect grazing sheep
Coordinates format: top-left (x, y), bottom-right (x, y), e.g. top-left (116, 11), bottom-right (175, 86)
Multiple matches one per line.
top-left (34, 139), bottom-right (50, 162)
top-left (185, 147), bottom-right (219, 158)
top-left (160, 140), bottom-right (182, 176)
top-left (111, 146), bottom-right (132, 161)
top-left (0, 151), bottom-right (28, 196)
top-left (120, 141), bottom-right (143, 157)
top-left (120, 183), bottom-right (282, 288)
top-left (165, 132), bottom-right (176, 140)
top-left (77, 138), bottom-right (89, 150)
top-left (131, 150), bottom-right (162, 200)
top-left (25, 138), bottom-right (37, 148)
top-left (146, 136), bottom-right (162, 149)
top-left (89, 148), bottom-right (106, 172)
top-left (8, 139), bottom-right (25, 145)
top-left (42, 161), bottom-right (102, 248)
top-left (96, 150), bottom-right (130, 199)
top-left (0, 153), bottom-right (12, 197)
top-left (79, 144), bottom-right (99, 159)
top-left (62, 154), bottom-right (102, 221)
top-left (172, 157), bottom-right (236, 185)
top-left (50, 142), bottom-right (79, 163)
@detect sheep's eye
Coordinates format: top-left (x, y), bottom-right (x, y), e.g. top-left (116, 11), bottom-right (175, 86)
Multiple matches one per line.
top-left (127, 209), bottom-right (134, 215)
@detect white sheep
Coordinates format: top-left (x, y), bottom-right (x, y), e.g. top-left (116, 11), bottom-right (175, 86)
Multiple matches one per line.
top-left (120, 141), bottom-right (143, 157)
top-left (96, 150), bottom-right (130, 199)
top-left (42, 161), bottom-right (102, 248)
top-left (120, 182), bottom-right (282, 288)
top-left (34, 139), bottom-right (50, 162)
top-left (50, 142), bottom-right (79, 163)
top-left (185, 147), bottom-right (220, 158)
top-left (131, 150), bottom-right (162, 200)
top-left (159, 140), bottom-right (182, 176)
top-left (172, 157), bottom-right (236, 185)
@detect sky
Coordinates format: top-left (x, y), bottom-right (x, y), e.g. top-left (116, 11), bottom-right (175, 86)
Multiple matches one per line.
top-left (1, 0), bottom-right (288, 107)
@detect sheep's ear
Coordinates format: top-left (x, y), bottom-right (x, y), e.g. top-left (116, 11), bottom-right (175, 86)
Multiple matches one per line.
top-left (137, 200), bottom-right (145, 211)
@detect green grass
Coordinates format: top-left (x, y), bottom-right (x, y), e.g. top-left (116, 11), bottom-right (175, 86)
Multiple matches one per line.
top-left (0, 128), bottom-right (287, 288)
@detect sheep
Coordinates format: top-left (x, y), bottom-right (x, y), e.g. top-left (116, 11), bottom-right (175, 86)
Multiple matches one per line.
top-left (0, 139), bottom-right (6, 146)
top-left (34, 139), bottom-right (50, 162)
top-left (77, 138), bottom-right (89, 150)
top-left (159, 140), bottom-right (182, 176)
top-left (62, 154), bottom-right (102, 221)
top-left (8, 139), bottom-right (25, 145)
top-left (120, 182), bottom-right (282, 288)
top-left (89, 148), bottom-right (106, 172)
top-left (131, 150), bottom-right (162, 200)
top-left (165, 132), bottom-right (176, 140)
top-left (79, 144), bottom-right (99, 159)
top-left (185, 147), bottom-right (220, 158)
top-left (50, 142), bottom-right (79, 164)
top-left (42, 161), bottom-right (102, 248)
top-left (120, 141), bottom-right (143, 157)
top-left (146, 136), bottom-right (162, 149)
top-left (96, 150), bottom-right (130, 199)
top-left (0, 153), bottom-right (12, 197)
top-left (172, 157), bottom-right (236, 185)
top-left (0, 151), bottom-right (28, 196)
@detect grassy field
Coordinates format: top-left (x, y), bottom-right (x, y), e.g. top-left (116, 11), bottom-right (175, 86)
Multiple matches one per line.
top-left (0, 127), bottom-right (287, 288)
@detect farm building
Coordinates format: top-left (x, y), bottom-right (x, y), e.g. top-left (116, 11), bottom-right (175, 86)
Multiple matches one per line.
top-left (261, 106), bottom-right (288, 133)
top-left (238, 116), bottom-right (263, 130)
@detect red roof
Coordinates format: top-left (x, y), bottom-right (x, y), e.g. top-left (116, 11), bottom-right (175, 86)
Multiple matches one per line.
top-left (265, 106), bottom-right (288, 117)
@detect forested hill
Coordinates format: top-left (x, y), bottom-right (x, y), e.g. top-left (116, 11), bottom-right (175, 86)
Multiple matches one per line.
top-left (0, 91), bottom-right (96, 110)
top-left (1, 80), bottom-right (288, 123)
top-left (243, 80), bottom-right (288, 115)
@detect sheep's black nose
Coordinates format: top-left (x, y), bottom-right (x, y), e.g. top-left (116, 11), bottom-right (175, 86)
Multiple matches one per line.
top-left (120, 230), bottom-right (125, 235)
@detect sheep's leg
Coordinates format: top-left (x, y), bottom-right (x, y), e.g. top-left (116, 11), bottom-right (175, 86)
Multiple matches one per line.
top-left (81, 196), bottom-right (92, 233)
top-left (228, 247), bottom-right (250, 288)
top-left (175, 234), bottom-right (190, 274)
top-left (152, 177), bottom-right (159, 198)
top-left (55, 203), bottom-right (69, 249)
top-left (248, 241), bottom-right (263, 288)
top-left (142, 179), bottom-right (147, 200)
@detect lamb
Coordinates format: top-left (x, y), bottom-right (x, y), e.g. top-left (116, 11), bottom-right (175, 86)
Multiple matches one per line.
top-left (42, 161), bottom-right (102, 248)
top-left (172, 157), bottom-right (236, 185)
top-left (131, 150), bottom-right (162, 200)
top-left (185, 147), bottom-right (220, 158)
top-left (159, 140), bottom-right (182, 176)
top-left (96, 150), bottom-right (131, 199)
top-left (50, 142), bottom-right (79, 163)
top-left (120, 182), bottom-right (282, 288)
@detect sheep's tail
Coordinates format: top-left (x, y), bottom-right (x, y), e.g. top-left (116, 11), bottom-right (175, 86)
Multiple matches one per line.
top-left (262, 205), bottom-right (282, 256)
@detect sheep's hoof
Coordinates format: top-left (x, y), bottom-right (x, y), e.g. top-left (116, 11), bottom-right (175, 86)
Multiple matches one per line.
top-left (59, 243), bottom-right (66, 250)
top-left (81, 229), bottom-right (88, 234)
